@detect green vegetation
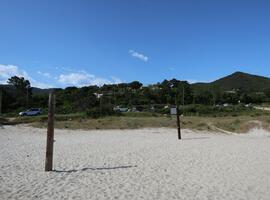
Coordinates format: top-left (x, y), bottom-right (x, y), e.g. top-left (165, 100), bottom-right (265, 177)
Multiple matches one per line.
top-left (180, 104), bottom-right (263, 117)
top-left (3, 113), bottom-right (268, 133)
top-left (192, 71), bottom-right (270, 93)
top-left (2, 72), bottom-right (270, 115)
top-left (1, 72), bottom-right (270, 133)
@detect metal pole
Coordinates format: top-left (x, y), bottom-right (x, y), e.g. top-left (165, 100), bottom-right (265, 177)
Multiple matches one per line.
top-left (177, 107), bottom-right (181, 140)
top-left (45, 92), bottom-right (55, 171)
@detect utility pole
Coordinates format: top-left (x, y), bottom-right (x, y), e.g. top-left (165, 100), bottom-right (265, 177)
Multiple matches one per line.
top-left (45, 92), bottom-right (56, 171)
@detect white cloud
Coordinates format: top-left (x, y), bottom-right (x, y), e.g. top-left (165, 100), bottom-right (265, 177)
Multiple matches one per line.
top-left (58, 72), bottom-right (122, 87)
top-left (0, 64), bottom-right (28, 82)
top-left (110, 76), bottom-right (123, 84)
top-left (58, 73), bottom-right (94, 86)
top-left (186, 79), bottom-right (198, 84)
top-left (0, 64), bottom-right (122, 88)
top-left (31, 80), bottom-right (53, 89)
top-left (187, 79), bottom-right (212, 84)
top-left (0, 64), bottom-right (52, 88)
top-left (129, 50), bottom-right (148, 62)
top-left (37, 71), bottom-right (52, 78)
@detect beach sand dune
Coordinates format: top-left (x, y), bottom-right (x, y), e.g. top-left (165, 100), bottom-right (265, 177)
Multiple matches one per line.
top-left (1, 125), bottom-right (270, 200)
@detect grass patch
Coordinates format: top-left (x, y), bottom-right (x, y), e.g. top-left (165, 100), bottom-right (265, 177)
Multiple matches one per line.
top-left (0, 117), bottom-right (8, 124)
top-left (1, 110), bottom-right (270, 133)
top-left (122, 112), bottom-right (162, 118)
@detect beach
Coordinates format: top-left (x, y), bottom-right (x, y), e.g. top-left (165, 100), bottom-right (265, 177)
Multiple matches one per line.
top-left (1, 125), bottom-right (270, 200)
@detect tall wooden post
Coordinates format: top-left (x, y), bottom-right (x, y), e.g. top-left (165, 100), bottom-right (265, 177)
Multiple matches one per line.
top-left (177, 107), bottom-right (181, 140)
top-left (45, 92), bottom-right (55, 171)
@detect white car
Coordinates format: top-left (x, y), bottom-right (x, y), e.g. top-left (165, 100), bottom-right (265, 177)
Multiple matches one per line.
top-left (19, 108), bottom-right (42, 116)
top-left (113, 106), bottom-right (128, 112)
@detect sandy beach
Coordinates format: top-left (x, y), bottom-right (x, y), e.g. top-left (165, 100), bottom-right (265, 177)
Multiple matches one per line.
top-left (1, 125), bottom-right (270, 200)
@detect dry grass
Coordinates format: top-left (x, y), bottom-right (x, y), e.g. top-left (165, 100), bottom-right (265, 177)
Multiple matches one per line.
top-left (30, 116), bottom-right (176, 130)
top-left (2, 111), bottom-right (270, 133)
top-left (27, 115), bottom-right (270, 133)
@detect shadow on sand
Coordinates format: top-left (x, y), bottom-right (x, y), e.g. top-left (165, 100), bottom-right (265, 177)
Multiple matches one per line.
top-left (53, 165), bottom-right (137, 173)
top-left (182, 137), bottom-right (210, 140)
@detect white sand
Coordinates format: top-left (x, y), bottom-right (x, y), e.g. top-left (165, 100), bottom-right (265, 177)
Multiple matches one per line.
top-left (1, 125), bottom-right (270, 200)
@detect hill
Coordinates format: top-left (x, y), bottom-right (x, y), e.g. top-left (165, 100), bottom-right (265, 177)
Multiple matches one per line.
top-left (192, 71), bottom-right (270, 93)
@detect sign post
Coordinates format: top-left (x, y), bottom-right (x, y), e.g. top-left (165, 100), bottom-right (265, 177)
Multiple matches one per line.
top-left (170, 107), bottom-right (181, 140)
top-left (45, 92), bottom-right (55, 171)
top-left (176, 107), bottom-right (181, 140)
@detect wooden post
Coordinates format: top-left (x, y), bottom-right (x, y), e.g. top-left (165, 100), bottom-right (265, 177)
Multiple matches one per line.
top-left (45, 92), bottom-right (55, 171)
top-left (177, 107), bottom-right (181, 140)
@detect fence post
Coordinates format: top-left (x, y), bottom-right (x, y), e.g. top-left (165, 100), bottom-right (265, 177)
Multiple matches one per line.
top-left (45, 92), bottom-right (55, 171)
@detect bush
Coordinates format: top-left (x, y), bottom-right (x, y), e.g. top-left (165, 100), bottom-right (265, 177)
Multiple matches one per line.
top-left (0, 117), bottom-right (8, 124)
top-left (181, 104), bottom-right (213, 116)
top-left (123, 112), bottom-right (160, 117)
top-left (160, 107), bottom-right (170, 114)
top-left (86, 105), bottom-right (120, 118)
top-left (180, 104), bottom-right (254, 117)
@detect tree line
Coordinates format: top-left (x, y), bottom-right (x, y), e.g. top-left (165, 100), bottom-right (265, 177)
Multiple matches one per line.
top-left (1, 76), bottom-right (270, 116)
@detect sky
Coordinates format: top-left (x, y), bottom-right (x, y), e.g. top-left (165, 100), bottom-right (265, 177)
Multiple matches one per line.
top-left (1, 0), bottom-right (270, 88)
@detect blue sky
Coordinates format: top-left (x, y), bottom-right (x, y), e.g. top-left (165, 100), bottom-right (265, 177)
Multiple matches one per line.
top-left (1, 0), bottom-right (270, 88)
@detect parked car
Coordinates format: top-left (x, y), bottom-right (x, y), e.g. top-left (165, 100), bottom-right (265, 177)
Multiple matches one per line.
top-left (113, 106), bottom-right (128, 112)
top-left (19, 108), bottom-right (42, 116)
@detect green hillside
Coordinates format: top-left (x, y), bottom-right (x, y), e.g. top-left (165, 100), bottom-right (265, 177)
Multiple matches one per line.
top-left (192, 72), bottom-right (270, 93)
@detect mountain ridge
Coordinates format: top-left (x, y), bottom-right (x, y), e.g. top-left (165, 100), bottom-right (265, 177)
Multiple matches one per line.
top-left (191, 71), bottom-right (270, 93)
top-left (1, 71), bottom-right (270, 94)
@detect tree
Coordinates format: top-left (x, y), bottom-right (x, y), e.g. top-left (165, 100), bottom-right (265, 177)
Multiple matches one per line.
top-left (7, 76), bottom-right (31, 95)
top-left (7, 76), bottom-right (32, 107)
top-left (264, 88), bottom-right (270, 99)
top-left (128, 81), bottom-right (143, 90)
top-left (195, 91), bottom-right (213, 105)
top-left (222, 92), bottom-right (239, 104)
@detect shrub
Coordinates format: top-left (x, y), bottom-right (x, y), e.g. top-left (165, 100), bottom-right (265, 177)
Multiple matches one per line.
top-left (86, 105), bottom-right (120, 118)
top-left (179, 104), bottom-right (254, 117)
